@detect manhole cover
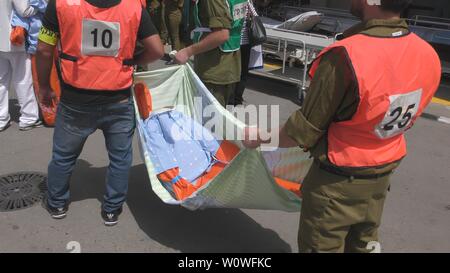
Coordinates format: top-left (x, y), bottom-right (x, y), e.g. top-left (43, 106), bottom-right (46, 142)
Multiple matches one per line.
top-left (0, 172), bottom-right (47, 212)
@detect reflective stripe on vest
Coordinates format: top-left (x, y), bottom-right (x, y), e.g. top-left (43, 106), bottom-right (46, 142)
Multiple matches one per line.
top-left (309, 33), bottom-right (441, 167)
top-left (192, 0), bottom-right (247, 53)
top-left (56, 0), bottom-right (142, 91)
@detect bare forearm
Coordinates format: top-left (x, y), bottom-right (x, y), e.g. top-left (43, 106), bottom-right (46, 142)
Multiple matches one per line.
top-left (188, 29), bottom-right (229, 56)
top-left (36, 42), bottom-right (55, 88)
top-left (134, 35), bottom-right (164, 65)
top-left (173, 29), bottom-right (229, 64)
top-left (134, 51), bottom-right (162, 65)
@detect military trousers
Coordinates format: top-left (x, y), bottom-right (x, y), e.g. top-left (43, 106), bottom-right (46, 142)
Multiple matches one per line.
top-left (298, 160), bottom-right (391, 253)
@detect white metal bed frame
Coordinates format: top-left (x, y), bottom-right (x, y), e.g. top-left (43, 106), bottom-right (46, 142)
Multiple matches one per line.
top-left (254, 19), bottom-right (339, 102)
top-left (263, 27), bottom-right (336, 93)
top-left (255, 10), bottom-right (450, 101)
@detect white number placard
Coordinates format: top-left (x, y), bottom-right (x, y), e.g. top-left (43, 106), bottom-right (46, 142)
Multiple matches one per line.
top-left (81, 19), bottom-right (120, 57)
top-left (374, 89), bottom-right (423, 139)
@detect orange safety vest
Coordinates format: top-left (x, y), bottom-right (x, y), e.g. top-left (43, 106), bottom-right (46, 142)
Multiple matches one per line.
top-left (310, 32), bottom-right (441, 168)
top-left (56, 0), bottom-right (142, 91)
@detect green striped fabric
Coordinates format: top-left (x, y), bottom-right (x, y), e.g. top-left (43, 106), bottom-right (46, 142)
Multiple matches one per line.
top-left (133, 65), bottom-right (312, 212)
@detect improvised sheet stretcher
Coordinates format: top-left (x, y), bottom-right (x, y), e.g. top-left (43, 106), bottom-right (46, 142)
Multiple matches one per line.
top-left (133, 65), bottom-right (313, 212)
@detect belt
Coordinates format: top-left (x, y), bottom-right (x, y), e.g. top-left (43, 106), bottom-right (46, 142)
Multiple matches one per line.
top-left (318, 162), bottom-right (393, 180)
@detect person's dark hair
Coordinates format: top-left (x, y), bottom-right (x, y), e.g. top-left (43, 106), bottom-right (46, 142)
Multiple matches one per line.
top-left (380, 0), bottom-right (412, 13)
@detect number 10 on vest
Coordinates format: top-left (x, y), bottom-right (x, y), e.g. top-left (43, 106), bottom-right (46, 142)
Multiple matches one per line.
top-left (81, 19), bottom-right (120, 57)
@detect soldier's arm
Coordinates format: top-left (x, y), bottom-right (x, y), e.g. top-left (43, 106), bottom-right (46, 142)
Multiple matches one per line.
top-left (244, 48), bottom-right (359, 149)
top-left (174, 0), bottom-right (232, 64)
top-left (283, 47), bottom-right (359, 149)
top-left (187, 28), bottom-right (229, 55)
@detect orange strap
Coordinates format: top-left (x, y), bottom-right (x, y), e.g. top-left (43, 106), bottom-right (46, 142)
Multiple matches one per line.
top-left (158, 167), bottom-right (198, 201)
top-left (31, 54), bottom-right (61, 127)
top-left (274, 178), bottom-right (302, 198)
top-left (157, 140), bottom-right (242, 201)
top-left (134, 82), bottom-right (153, 120)
top-left (10, 27), bottom-right (26, 46)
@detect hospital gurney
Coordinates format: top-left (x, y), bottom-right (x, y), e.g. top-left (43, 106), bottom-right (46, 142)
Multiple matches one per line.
top-left (261, 16), bottom-right (335, 92)
top-left (258, 8), bottom-right (359, 101)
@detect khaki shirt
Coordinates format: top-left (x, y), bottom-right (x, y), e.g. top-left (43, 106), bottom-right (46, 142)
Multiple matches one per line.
top-left (194, 0), bottom-right (241, 85)
top-left (285, 19), bottom-right (411, 176)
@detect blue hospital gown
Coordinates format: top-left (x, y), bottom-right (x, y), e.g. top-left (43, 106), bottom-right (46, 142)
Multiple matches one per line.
top-left (142, 110), bottom-right (221, 183)
top-left (11, 0), bottom-right (48, 54)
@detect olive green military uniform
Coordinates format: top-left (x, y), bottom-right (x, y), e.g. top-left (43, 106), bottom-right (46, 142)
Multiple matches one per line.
top-left (194, 0), bottom-right (242, 106)
top-left (284, 19), bottom-right (411, 253)
top-left (181, 0), bottom-right (195, 46)
top-left (148, 0), bottom-right (169, 44)
top-left (165, 0), bottom-right (184, 51)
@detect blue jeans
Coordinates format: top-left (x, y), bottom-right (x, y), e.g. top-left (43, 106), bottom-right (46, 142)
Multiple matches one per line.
top-left (47, 100), bottom-right (135, 213)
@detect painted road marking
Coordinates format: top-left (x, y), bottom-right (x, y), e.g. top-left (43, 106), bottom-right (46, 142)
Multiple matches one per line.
top-left (432, 97), bottom-right (450, 107)
top-left (264, 63), bottom-right (282, 70)
top-left (421, 112), bottom-right (450, 125)
top-left (437, 117), bottom-right (450, 125)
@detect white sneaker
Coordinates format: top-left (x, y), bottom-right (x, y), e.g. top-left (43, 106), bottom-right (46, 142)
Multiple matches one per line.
top-left (19, 120), bottom-right (43, 131)
top-left (0, 121), bottom-right (11, 132)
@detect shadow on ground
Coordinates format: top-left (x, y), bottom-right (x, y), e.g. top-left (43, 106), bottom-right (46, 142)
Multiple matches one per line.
top-left (68, 159), bottom-right (292, 253)
top-left (8, 99), bottom-right (21, 123)
top-left (246, 75), bottom-right (302, 106)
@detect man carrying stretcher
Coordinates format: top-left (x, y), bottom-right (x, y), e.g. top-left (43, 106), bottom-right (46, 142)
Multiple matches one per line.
top-left (244, 0), bottom-right (441, 252)
top-left (36, 0), bottom-right (164, 226)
